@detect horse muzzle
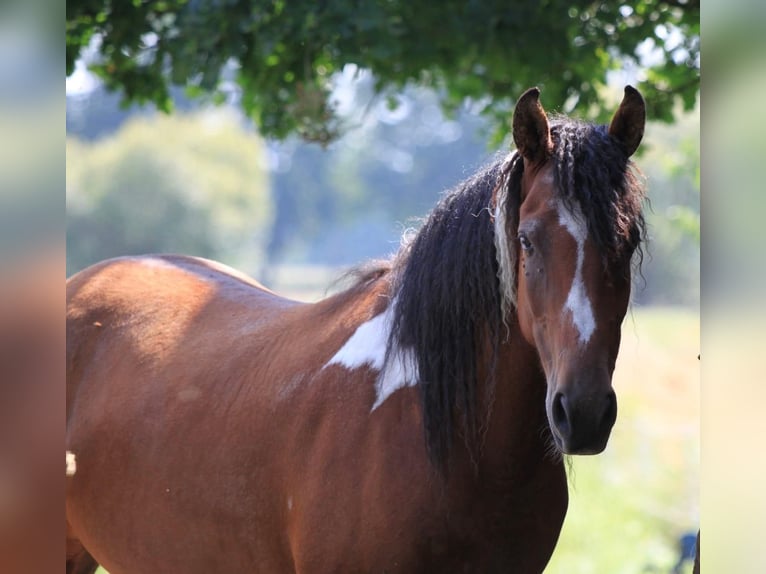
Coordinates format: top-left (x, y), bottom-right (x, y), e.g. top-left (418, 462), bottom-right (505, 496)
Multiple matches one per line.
top-left (547, 385), bottom-right (617, 455)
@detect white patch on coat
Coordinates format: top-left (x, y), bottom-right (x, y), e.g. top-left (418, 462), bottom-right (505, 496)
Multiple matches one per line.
top-left (557, 201), bottom-right (596, 344)
top-left (287, 496), bottom-right (293, 511)
top-left (325, 301), bottom-right (418, 411)
top-left (137, 257), bottom-right (182, 272)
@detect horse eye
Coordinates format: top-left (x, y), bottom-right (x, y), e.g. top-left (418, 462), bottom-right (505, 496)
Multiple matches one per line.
top-left (518, 234), bottom-right (533, 254)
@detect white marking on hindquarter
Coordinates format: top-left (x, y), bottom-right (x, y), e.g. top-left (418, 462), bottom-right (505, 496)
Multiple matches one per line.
top-left (324, 301), bottom-right (418, 411)
top-left (557, 201), bottom-right (596, 344)
top-left (137, 257), bottom-right (184, 272)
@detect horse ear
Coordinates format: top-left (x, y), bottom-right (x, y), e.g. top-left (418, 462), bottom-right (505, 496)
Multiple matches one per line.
top-left (608, 86), bottom-right (646, 157)
top-left (512, 87), bottom-right (553, 164)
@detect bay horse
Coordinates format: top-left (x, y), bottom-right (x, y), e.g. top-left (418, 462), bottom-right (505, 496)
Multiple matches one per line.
top-left (66, 86), bottom-right (647, 574)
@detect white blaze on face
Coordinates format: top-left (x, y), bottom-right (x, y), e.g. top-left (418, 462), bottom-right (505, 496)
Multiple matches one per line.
top-left (557, 201), bottom-right (596, 344)
top-left (324, 301), bottom-right (418, 411)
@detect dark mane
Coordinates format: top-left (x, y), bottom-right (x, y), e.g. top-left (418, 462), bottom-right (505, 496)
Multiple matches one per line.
top-left (387, 160), bottom-right (505, 471)
top-left (374, 117), bottom-right (647, 470)
top-left (548, 117), bottom-right (647, 269)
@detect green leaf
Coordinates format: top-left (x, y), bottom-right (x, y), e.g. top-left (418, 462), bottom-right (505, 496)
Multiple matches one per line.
top-left (66, 0), bottom-right (700, 142)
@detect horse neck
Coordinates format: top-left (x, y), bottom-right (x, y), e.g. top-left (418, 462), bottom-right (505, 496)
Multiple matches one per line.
top-left (473, 316), bottom-right (553, 474)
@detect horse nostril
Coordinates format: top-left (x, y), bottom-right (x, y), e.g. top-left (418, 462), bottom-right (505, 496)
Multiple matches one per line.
top-left (600, 391), bottom-right (618, 431)
top-left (552, 392), bottom-right (570, 436)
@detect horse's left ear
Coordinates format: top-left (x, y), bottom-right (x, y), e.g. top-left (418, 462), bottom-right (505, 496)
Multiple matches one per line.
top-left (608, 86), bottom-right (646, 157)
top-left (513, 87), bottom-right (553, 164)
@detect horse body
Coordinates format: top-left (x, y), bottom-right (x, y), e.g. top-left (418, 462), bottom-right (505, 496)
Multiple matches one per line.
top-left (67, 87), bottom-right (646, 573)
top-left (66, 254), bottom-right (565, 573)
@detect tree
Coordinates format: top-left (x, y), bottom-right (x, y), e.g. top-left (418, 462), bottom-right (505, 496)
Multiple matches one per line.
top-left (263, 83), bottom-right (492, 268)
top-left (66, 0), bottom-right (699, 144)
top-left (66, 109), bottom-right (272, 275)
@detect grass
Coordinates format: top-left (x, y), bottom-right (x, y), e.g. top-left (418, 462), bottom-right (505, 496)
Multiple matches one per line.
top-left (94, 303), bottom-right (699, 574)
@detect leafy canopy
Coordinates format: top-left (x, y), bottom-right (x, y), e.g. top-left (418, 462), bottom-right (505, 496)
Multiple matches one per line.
top-left (67, 0), bottom-right (699, 143)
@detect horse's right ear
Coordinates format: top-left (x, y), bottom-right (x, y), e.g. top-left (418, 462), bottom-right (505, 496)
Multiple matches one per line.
top-left (512, 87), bottom-right (553, 164)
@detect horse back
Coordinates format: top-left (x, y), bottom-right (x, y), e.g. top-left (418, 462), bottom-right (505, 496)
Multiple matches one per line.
top-left (67, 254), bottom-right (288, 406)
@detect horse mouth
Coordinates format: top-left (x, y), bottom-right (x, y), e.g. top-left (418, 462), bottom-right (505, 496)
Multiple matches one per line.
top-left (551, 430), bottom-right (610, 456)
top-left (548, 416), bottom-right (612, 456)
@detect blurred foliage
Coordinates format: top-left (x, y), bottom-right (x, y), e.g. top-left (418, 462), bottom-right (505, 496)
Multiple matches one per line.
top-left (703, 8), bottom-right (766, 303)
top-left (0, 3), bottom-right (61, 265)
top-left (0, 104), bottom-right (61, 264)
top-left (66, 83), bottom-right (698, 305)
top-left (66, 109), bottom-right (272, 275)
top-left (264, 83), bottom-right (492, 271)
top-left (66, 0), bottom-right (698, 144)
top-left (702, 6), bottom-right (766, 573)
top-left (638, 103), bottom-right (699, 306)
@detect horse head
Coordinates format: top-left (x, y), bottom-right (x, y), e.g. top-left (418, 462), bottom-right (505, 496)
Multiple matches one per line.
top-left (499, 86), bottom-right (646, 455)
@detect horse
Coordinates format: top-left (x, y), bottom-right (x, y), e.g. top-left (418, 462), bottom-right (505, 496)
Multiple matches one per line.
top-left (66, 86), bottom-right (647, 574)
